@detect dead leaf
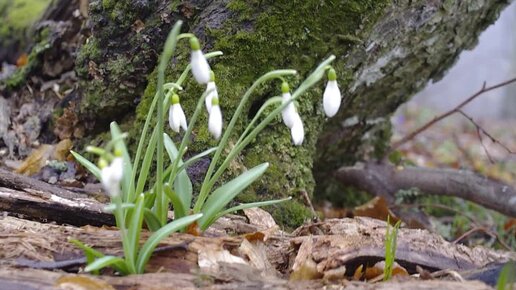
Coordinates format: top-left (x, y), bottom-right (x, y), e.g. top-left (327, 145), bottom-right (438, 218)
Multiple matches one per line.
top-left (290, 255), bottom-right (321, 281)
top-left (290, 236), bottom-right (323, 281)
top-left (15, 145), bottom-right (54, 175)
top-left (243, 207), bottom-right (278, 230)
top-left (16, 53), bottom-right (28, 67)
top-left (198, 249), bottom-right (248, 273)
top-left (238, 239), bottom-right (277, 277)
top-left (243, 231), bottom-right (265, 242)
top-left (353, 197), bottom-right (398, 223)
top-left (323, 265), bottom-right (347, 283)
top-left (353, 264), bottom-right (364, 280)
top-left (364, 261), bottom-right (409, 280)
top-left (55, 276), bottom-right (115, 290)
top-left (132, 19), bottom-right (145, 33)
top-left (15, 139), bottom-right (73, 175)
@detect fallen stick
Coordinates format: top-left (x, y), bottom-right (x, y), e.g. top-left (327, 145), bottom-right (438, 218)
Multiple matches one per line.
top-left (336, 162), bottom-right (516, 217)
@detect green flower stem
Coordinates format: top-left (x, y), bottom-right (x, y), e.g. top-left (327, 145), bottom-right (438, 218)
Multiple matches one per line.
top-left (193, 69), bottom-right (297, 213)
top-left (235, 96), bottom-right (282, 145)
top-left (177, 33), bottom-right (195, 40)
top-left (155, 21), bottom-right (183, 225)
top-left (207, 56), bottom-right (335, 189)
top-left (112, 195), bottom-right (136, 273)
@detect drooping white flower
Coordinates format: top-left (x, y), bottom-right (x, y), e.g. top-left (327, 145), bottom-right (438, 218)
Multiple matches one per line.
top-left (100, 157), bottom-right (123, 197)
top-left (323, 68), bottom-right (341, 117)
top-left (208, 97), bottom-right (223, 140)
top-left (290, 113), bottom-right (304, 146)
top-left (205, 71), bottom-right (218, 113)
top-left (168, 94), bottom-right (187, 132)
top-left (190, 37), bottom-right (211, 84)
top-left (280, 82), bottom-right (297, 128)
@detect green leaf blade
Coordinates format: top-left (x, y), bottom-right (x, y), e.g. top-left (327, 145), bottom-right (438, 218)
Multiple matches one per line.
top-left (136, 213), bottom-right (203, 273)
top-left (198, 162), bottom-right (269, 230)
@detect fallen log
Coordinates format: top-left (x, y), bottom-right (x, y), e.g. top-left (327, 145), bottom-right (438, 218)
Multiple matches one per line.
top-left (1, 216), bottom-right (514, 289)
top-left (336, 162), bottom-right (516, 217)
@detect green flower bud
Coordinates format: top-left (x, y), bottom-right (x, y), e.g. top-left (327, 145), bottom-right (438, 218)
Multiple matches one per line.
top-left (190, 37), bottom-right (201, 51)
top-left (114, 148), bottom-right (123, 157)
top-left (327, 68), bottom-right (337, 81)
top-left (211, 96), bottom-right (220, 106)
top-left (171, 94), bottom-right (180, 105)
top-left (281, 82), bottom-right (290, 93)
top-left (98, 158), bottom-right (108, 169)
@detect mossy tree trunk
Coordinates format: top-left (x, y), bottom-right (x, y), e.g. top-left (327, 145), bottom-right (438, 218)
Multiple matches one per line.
top-left (2, 0), bottom-right (511, 228)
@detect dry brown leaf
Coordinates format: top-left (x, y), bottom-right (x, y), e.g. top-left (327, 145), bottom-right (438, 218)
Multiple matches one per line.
top-left (364, 261), bottom-right (408, 280)
top-left (290, 255), bottom-right (321, 281)
top-left (16, 53), bottom-right (28, 67)
top-left (55, 276), bottom-right (115, 290)
top-left (243, 207), bottom-right (278, 230)
top-left (353, 197), bottom-right (398, 222)
top-left (198, 249), bottom-right (247, 273)
top-left (15, 139), bottom-right (73, 175)
top-left (353, 264), bottom-right (364, 280)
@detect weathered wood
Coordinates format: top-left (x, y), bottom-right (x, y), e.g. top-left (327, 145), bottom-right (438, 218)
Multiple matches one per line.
top-left (289, 218), bottom-right (516, 277)
top-left (336, 162), bottom-right (516, 217)
top-left (1, 216), bottom-right (514, 288)
top-left (0, 167), bottom-right (115, 226)
top-left (0, 266), bottom-right (501, 290)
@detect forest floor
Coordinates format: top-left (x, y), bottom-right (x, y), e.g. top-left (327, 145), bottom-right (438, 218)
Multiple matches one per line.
top-left (0, 92), bottom-right (515, 288)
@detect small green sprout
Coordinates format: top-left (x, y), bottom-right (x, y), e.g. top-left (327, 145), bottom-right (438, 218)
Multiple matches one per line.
top-left (384, 216), bottom-right (402, 281)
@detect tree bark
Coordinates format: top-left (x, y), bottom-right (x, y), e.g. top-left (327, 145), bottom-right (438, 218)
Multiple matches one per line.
top-left (1, 1), bottom-right (512, 227)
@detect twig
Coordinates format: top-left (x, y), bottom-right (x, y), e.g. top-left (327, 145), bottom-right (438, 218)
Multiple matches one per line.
top-left (300, 190), bottom-right (320, 222)
top-left (390, 77), bottom-right (516, 153)
top-left (452, 226), bottom-right (512, 251)
top-left (456, 110), bottom-right (515, 163)
top-left (336, 162), bottom-right (516, 217)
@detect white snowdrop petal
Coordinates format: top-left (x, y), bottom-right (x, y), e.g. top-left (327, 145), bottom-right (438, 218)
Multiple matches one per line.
top-left (110, 158), bottom-right (124, 182)
top-left (290, 113), bottom-right (304, 146)
top-left (323, 80), bottom-right (341, 118)
top-left (281, 93), bottom-right (297, 128)
top-left (179, 104), bottom-right (188, 131)
top-left (101, 157), bottom-right (124, 197)
top-left (169, 105), bottom-right (181, 132)
top-left (191, 50), bottom-right (211, 84)
top-left (209, 105), bottom-right (223, 140)
top-left (205, 81), bottom-right (218, 113)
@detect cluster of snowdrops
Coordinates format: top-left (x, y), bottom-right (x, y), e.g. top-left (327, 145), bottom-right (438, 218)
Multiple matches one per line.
top-left (70, 21), bottom-right (342, 275)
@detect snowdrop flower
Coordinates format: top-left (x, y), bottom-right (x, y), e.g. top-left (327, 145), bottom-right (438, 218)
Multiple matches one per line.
top-left (100, 157), bottom-right (123, 197)
top-left (290, 113), bottom-right (304, 146)
top-left (323, 68), bottom-right (341, 118)
top-left (281, 82), bottom-right (297, 128)
top-left (190, 37), bottom-right (211, 84)
top-left (168, 94), bottom-right (187, 132)
top-left (208, 96), bottom-right (223, 140)
top-left (205, 71), bottom-right (218, 113)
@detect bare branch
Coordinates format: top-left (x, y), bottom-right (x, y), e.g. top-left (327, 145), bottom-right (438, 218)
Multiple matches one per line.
top-left (336, 162), bottom-right (516, 217)
top-left (390, 77), bottom-right (516, 153)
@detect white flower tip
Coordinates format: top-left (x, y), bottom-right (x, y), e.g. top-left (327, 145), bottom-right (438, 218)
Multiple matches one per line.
top-left (169, 104), bottom-right (188, 133)
top-left (281, 93), bottom-right (297, 128)
top-left (291, 114), bottom-right (304, 146)
top-left (323, 80), bottom-right (342, 118)
top-left (101, 157), bottom-right (124, 197)
top-left (208, 105), bottom-right (223, 140)
top-left (191, 50), bottom-right (211, 84)
top-left (205, 81), bottom-right (218, 113)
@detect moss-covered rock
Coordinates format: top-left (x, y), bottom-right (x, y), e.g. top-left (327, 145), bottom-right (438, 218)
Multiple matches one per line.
top-left (0, 0), bottom-right (51, 62)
